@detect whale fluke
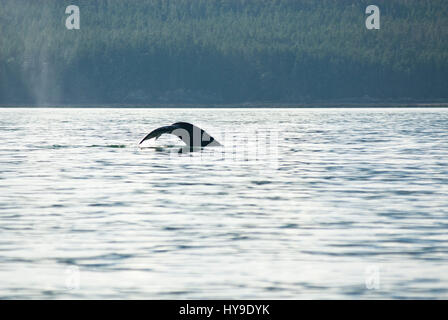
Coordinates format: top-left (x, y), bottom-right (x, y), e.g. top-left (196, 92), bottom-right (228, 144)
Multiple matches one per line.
top-left (139, 122), bottom-right (222, 147)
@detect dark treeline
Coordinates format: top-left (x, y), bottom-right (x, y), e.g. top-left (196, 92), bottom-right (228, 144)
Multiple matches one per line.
top-left (1, 0), bottom-right (447, 105)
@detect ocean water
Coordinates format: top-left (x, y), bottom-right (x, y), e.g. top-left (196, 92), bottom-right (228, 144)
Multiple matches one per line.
top-left (0, 107), bottom-right (447, 299)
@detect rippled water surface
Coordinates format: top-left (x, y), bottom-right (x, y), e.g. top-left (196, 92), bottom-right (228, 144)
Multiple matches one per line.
top-left (0, 108), bottom-right (448, 299)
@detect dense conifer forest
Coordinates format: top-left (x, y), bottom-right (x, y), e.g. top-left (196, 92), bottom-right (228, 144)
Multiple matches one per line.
top-left (1, 0), bottom-right (447, 105)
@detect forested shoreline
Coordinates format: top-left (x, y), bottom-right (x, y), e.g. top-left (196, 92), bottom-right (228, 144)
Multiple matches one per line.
top-left (1, 0), bottom-right (447, 105)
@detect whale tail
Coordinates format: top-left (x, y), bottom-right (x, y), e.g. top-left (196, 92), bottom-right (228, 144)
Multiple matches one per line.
top-left (139, 122), bottom-right (221, 148)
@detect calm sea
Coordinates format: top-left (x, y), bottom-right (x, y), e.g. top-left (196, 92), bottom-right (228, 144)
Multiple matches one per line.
top-left (0, 108), bottom-right (447, 299)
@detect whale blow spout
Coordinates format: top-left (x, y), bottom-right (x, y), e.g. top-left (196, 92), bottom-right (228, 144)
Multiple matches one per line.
top-left (139, 122), bottom-right (222, 148)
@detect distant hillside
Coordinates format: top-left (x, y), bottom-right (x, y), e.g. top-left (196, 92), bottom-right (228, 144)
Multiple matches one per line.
top-left (1, 0), bottom-right (447, 105)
